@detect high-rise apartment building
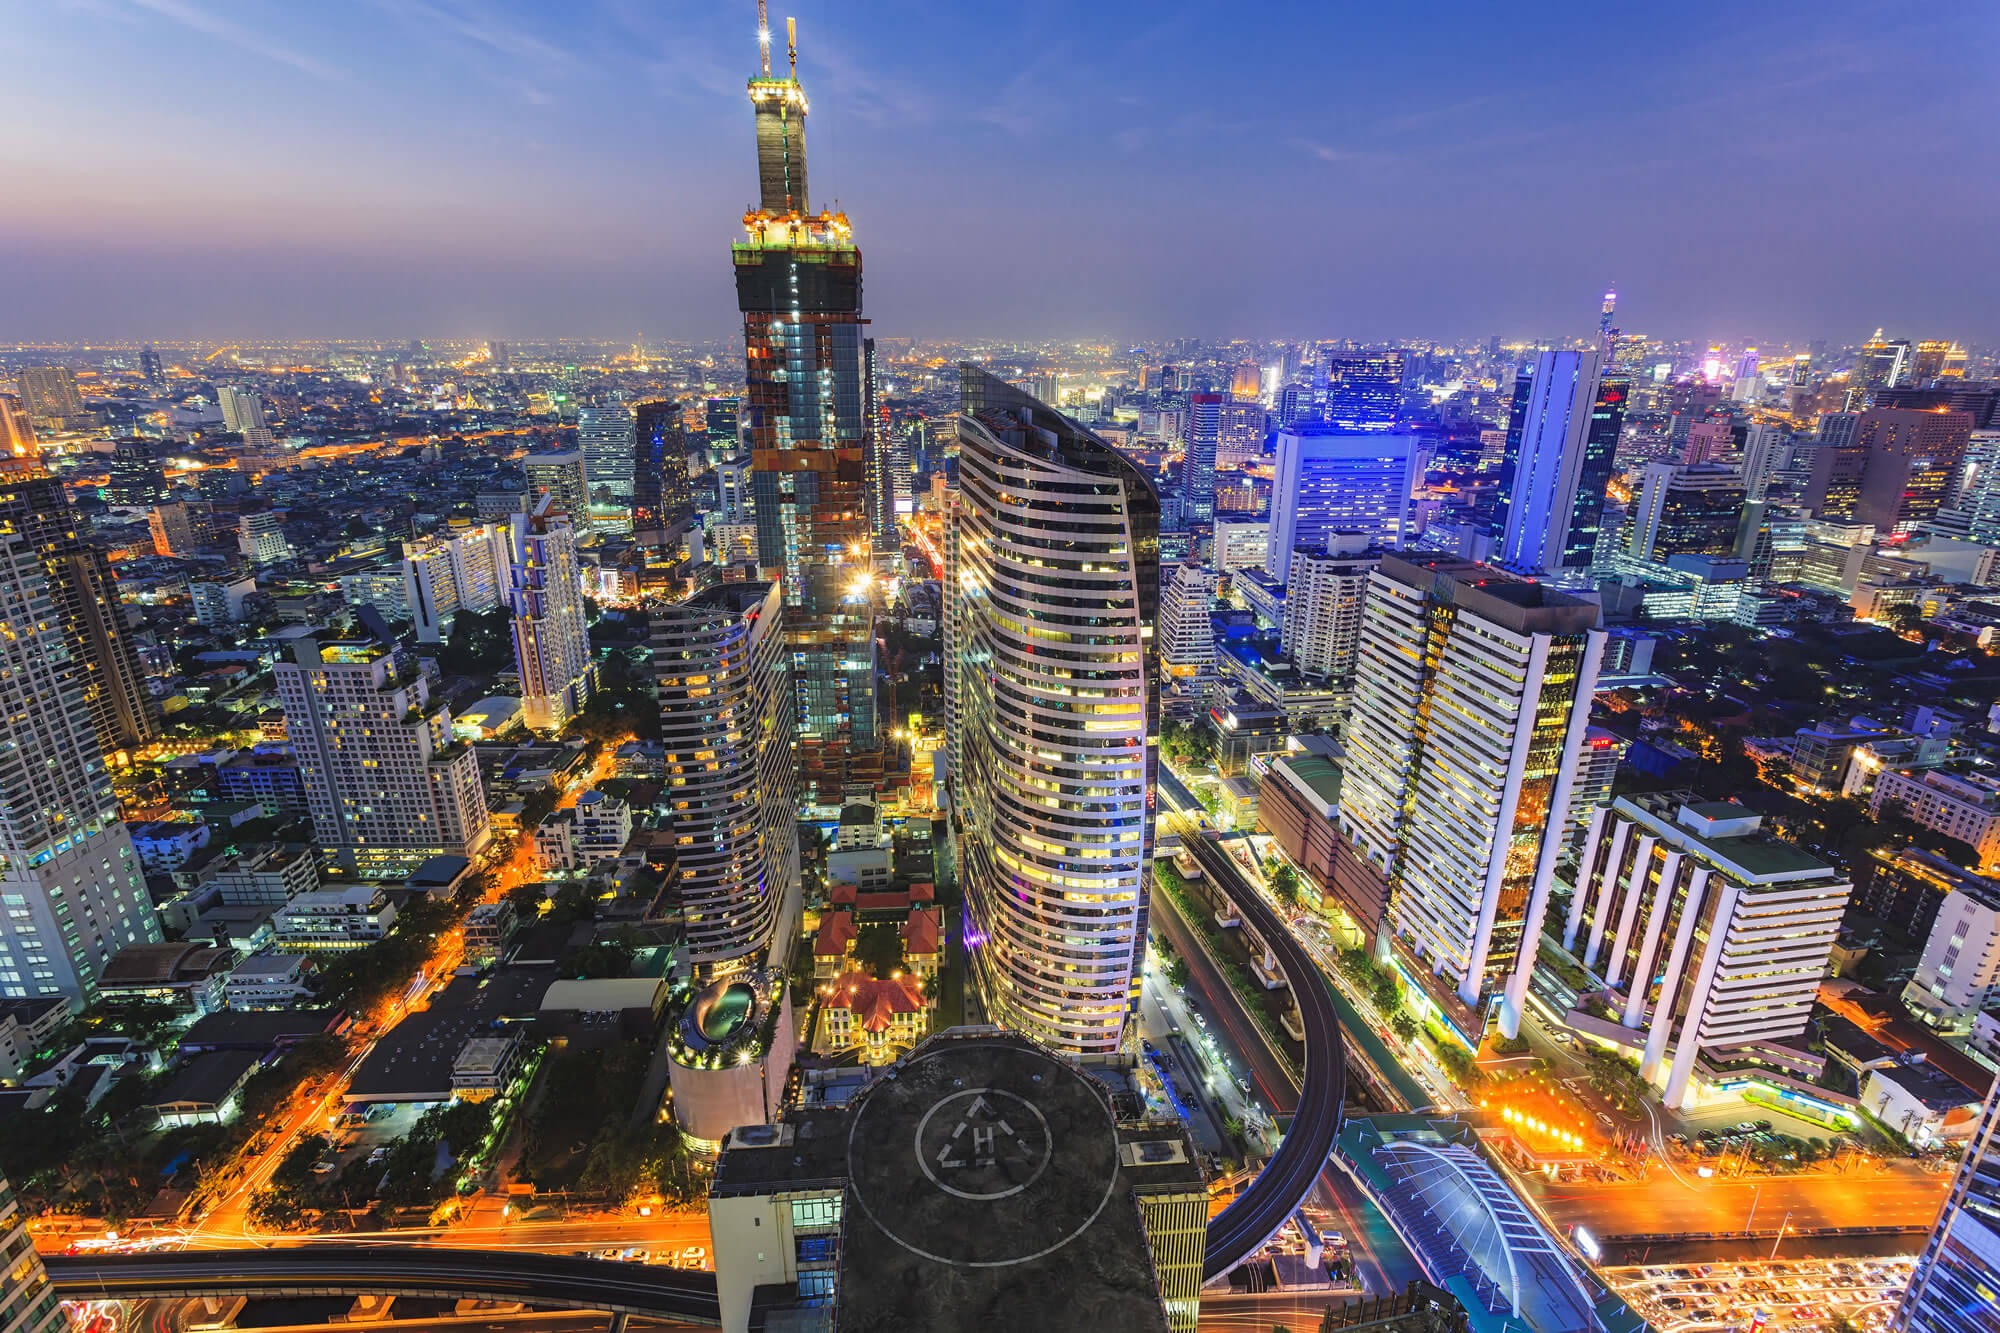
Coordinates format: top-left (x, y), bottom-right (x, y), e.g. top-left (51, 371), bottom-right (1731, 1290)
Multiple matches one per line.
top-left (0, 1173), bottom-right (70, 1333)
top-left (1853, 408), bottom-right (1976, 534)
top-left (1626, 462), bottom-right (1747, 564)
top-left (1945, 432), bottom-right (2000, 545)
top-left (149, 501), bottom-right (214, 558)
top-left (633, 401), bottom-right (695, 537)
top-left (1264, 426), bottom-right (1419, 577)
top-left (509, 495), bottom-right (594, 733)
top-left (239, 509), bottom-right (291, 565)
top-left (523, 451), bottom-right (591, 531)
top-left (1280, 537), bottom-right (1379, 682)
top-left (276, 638), bottom-right (491, 878)
top-left (104, 440), bottom-right (167, 507)
top-left (1217, 399), bottom-right (1264, 467)
top-left (218, 385), bottom-right (268, 436)
top-left (0, 461), bottom-right (160, 1003)
top-left (140, 346), bottom-right (166, 389)
top-left (1157, 563), bottom-right (1217, 681)
top-left (1211, 516), bottom-right (1270, 571)
top-left (1337, 553), bottom-right (1603, 1032)
top-left (1562, 794), bottom-right (1851, 1107)
top-left (401, 522), bottom-right (512, 643)
top-left (947, 367), bottom-right (1158, 1055)
top-left (0, 460), bottom-right (157, 756)
top-left (651, 581), bottom-right (798, 971)
top-left (1739, 422), bottom-right (1786, 502)
top-left (1896, 1078), bottom-right (2000, 1333)
top-left (1324, 350), bottom-right (1405, 430)
top-left (0, 395), bottom-right (33, 457)
top-left (715, 456), bottom-right (754, 526)
top-left (733, 23), bottom-right (878, 768)
top-left (1493, 350), bottom-right (1627, 574)
top-left (1902, 875), bottom-right (2000, 1034)
top-left (704, 397), bottom-right (741, 458)
top-left (1181, 392), bottom-right (1222, 526)
top-left (863, 336), bottom-right (900, 549)
top-left (577, 405), bottom-right (638, 531)
top-left (15, 367), bottom-right (83, 424)
top-left (1848, 332), bottom-right (1913, 408)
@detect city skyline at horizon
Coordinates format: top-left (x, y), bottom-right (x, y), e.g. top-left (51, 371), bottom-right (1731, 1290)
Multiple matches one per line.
top-left (4, 2), bottom-right (1997, 345)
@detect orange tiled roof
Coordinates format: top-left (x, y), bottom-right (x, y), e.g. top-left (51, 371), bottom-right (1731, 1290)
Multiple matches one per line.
top-left (814, 910), bottom-right (857, 958)
top-left (901, 906), bottom-right (942, 956)
top-left (826, 971), bottom-right (925, 1033)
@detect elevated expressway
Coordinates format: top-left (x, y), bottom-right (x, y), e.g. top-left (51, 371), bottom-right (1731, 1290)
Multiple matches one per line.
top-left (46, 1248), bottom-right (720, 1325)
top-left (1157, 792), bottom-right (1348, 1280)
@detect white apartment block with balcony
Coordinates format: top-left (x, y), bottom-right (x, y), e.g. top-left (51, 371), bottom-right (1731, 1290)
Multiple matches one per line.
top-left (402, 522), bottom-right (512, 644)
top-left (1337, 553), bottom-right (1603, 1034)
top-left (225, 950), bottom-right (316, 1010)
top-left (1871, 769), bottom-right (2000, 871)
top-left (1903, 879), bottom-right (2000, 1034)
top-left (273, 886), bottom-right (397, 951)
top-left (275, 639), bottom-right (491, 879)
top-left (1280, 537), bottom-right (1378, 682)
top-left (1562, 794), bottom-right (1852, 1109)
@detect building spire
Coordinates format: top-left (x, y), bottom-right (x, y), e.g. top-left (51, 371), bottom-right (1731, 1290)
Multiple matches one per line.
top-left (787, 17), bottom-right (797, 78)
top-left (757, 0), bottom-right (770, 75)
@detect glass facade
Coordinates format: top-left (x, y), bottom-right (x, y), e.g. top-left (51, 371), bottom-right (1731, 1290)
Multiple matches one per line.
top-left (1898, 1080), bottom-right (2000, 1333)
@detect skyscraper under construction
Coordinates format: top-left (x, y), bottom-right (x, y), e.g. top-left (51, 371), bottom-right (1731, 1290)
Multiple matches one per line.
top-left (733, 5), bottom-right (879, 796)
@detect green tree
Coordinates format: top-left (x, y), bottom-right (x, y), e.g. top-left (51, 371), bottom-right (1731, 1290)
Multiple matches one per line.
top-left (1369, 970), bottom-right (1400, 1013)
top-left (1165, 957), bottom-right (1191, 990)
top-left (1390, 1013), bottom-right (1418, 1041)
top-left (1267, 861), bottom-right (1300, 907)
top-left (852, 921), bottom-right (906, 979)
top-left (574, 926), bottom-right (642, 979)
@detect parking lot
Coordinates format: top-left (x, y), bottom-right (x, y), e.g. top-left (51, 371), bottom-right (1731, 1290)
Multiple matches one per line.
top-left (312, 1102), bottom-right (430, 1175)
top-left (1602, 1255), bottom-right (1912, 1332)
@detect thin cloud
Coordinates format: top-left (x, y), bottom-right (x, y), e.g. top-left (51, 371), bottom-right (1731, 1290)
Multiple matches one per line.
top-left (372, 0), bottom-right (574, 69)
top-left (1293, 139), bottom-right (1358, 164)
top-left (125, 0), bottom-right (346, 81)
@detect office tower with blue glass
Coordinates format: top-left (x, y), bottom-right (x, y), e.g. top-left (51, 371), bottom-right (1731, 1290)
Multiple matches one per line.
top-left (1264, 426), bottom-right (1420, 578)
top-left (1493, 349), bottom-right (1627, 575)
top-left (1896, 1076), bottom-right (2000, 1333)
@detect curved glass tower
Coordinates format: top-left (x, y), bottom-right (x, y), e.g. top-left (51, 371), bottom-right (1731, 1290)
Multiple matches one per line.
top-left (946, 366), bottom-right (1159, 1055)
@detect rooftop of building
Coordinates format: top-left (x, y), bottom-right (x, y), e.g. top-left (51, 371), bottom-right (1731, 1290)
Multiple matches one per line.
top-left (228, 950), bottom-right (306, 980)
top-left (1273, 753), bottom-right (1343, 809)
top-left (837, 1033), bottom-right (1173, 1331)
top-left (539, 977), bottom-right (665, 1013)
top-left (1380, 551), bottom-right (1600, 636)
top-left (1616, 792), bottom-right (1837, 882)
top-left (346, 968), bottom-right (546, 1101)
top-left (280, 884), bottom-right (390, 910)
top-left (710, 1031), bottom-right (1190, 1331)
top-left (405, 854), bottom-right (471, 890)
top-left (821, 971), bottom-right (924, 1032)
top-left (1869, 1058), bottom-right (1985, 1112)
top-left (179, 1009), bottom-right (342, 1053)
top-left (146, 1050), bottom-right (261, 1110)
top-left (99, 940), bottom-right (234, 987)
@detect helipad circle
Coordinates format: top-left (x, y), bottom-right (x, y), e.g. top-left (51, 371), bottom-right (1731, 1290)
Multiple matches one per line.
top-left (913, 1087), bottom-right (1054, 1200)
top-left (845, 1040), bottom-right (1122, 1268)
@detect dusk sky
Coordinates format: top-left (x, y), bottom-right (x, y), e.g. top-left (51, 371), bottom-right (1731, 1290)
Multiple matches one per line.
top-left (5, 0), bottom-right (1997, 346)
